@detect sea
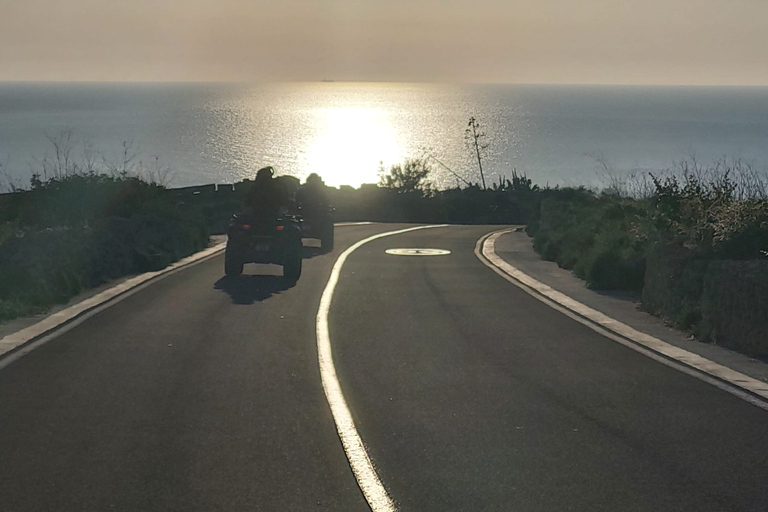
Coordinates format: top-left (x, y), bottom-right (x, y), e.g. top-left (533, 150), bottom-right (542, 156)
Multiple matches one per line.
top-left (1, 82), bottom-right (768, 190)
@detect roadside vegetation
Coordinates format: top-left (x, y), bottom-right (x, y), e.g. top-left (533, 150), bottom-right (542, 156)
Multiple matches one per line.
top-left (523, 158), bottom-right (768, 358)
top-left (332, 159), bottom-right (540, 225)
top-left (0, 139), bottom-right (209, 321)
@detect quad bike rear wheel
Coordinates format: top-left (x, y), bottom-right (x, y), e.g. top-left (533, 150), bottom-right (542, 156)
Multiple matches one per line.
top-left (320, 223), bottom-right (334, 253)
top-left (224, 247), bottom-right (244, 276)
top-left (282, 241), bottom-right (303, 284)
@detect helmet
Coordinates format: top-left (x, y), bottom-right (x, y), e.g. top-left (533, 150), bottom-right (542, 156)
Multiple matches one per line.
top-left (256, 166), bottom-right (275, 180)
top-left (306, 173), bottom-right (323, 185)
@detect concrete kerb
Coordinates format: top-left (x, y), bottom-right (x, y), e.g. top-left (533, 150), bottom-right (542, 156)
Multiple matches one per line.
top-left (476, 228), bottom-right (768, 412)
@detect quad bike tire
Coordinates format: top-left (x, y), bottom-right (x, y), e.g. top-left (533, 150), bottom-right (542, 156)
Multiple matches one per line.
top-left (224, 247), bottom-right (244, 276)
top-left (320, 224), bottom-right (334, 253)
top-left (282, 241), bottom-right (303, 284)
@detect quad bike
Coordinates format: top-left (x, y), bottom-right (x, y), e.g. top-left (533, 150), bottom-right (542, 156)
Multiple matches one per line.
top-left (224, 213), bottom-right (303, 283)
top-left (298, 205), bottom-right (334, 252)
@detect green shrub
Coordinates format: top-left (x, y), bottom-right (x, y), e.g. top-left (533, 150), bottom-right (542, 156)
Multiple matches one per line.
top-left (0, 174), bottom-right (209, 322)
top-left (526, 188), bottom-right (648, 292)
top-left (577, 231), bottom-right (646, 291)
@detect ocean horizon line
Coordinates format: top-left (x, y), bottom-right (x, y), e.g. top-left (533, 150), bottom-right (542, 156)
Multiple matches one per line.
top-left (2, 80), bottom-right (768, 89)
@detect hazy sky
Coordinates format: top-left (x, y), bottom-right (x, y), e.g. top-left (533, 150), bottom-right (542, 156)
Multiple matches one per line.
top-left (2, 0), bottom-right (767, 85)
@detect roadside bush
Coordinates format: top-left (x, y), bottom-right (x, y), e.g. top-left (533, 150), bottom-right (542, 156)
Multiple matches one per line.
top-left (0, 228), bottom-right (90, 316)
top-left (379, 158), bottom-right (434, 196)
top-left (649, 172), bottom-right (768, 259)
top-left (330, 161), bottom-right (539, 224)
top-left (0, 174), bottom-right (209, 322)
top-left (526, 188), bottom-right (648, 292)
top-left (577, 230), bottom-right (646, 291)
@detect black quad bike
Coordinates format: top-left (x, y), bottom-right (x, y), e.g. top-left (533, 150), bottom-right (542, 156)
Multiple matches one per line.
top-left (224, 213), bottom-right (303, 283)
top-left (298, 205), bottom-right (334, 252)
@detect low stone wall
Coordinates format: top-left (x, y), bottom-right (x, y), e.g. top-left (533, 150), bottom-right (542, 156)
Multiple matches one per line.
top-left (169, 184), bottom-right (217, 196)
top-left (700, 261), bottom-right (768, 358)
top-left (641, 242), bottom-right (710, 329)
top-left (642, 242), bottom-right (768, 359)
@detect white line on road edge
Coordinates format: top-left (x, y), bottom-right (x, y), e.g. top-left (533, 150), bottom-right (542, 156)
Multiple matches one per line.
top-left (0, 242), bottom-right (228, 368)
top-left (317, 224), bottom-right (449, 512)
top-left (476, 228), bottom-right (768, 412)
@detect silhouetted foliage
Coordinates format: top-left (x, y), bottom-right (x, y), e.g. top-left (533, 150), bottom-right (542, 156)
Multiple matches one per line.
top-left (0, 173), bottom-right (208, 321)
top-left (465, 117), bottom-right (488, 189)
top-left (379, 158), bottom-right (434, 196)
top-left (523, 160), bottom-right (768, 356)
top-left (526, 187), bottom-right (648, 291)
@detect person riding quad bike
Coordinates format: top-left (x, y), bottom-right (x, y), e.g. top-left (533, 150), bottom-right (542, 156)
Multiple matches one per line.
top-left (296, 173), bottom-right (334, 252)
top-left (243, 166), bottom-right (294, 216)
top-left (224, 166), bottom-right (303, 282)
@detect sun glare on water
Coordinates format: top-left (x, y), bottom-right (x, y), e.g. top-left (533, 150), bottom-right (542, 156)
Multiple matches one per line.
top-left (303, 106), bottom-right (403, 188)
top-left (212, 83), bottom-right (454, 188)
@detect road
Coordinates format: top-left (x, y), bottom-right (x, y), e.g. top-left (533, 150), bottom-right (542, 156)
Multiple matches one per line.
top-left (1, 224), bottom-right (767, 511)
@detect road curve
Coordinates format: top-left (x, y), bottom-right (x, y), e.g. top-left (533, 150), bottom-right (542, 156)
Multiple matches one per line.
top-left (1, 224), bottom-right (767, 512)
top-left (330, 225), bottom-right (768, 512)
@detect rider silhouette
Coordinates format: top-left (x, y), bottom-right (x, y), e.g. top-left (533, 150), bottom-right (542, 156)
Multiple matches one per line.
top-left (297, 173), bottom-right (329, 214)
top-left (244, 166), bottom-right (291, 218)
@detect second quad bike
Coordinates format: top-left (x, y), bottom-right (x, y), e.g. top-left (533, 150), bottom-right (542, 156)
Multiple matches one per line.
top-left (224, 213), bottom-right (303, 283)
top-left (298, 205), bottom-right (334, 252)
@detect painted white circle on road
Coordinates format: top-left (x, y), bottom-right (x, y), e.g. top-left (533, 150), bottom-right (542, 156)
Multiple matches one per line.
top-left (385, 248), bottom-right (451, 256)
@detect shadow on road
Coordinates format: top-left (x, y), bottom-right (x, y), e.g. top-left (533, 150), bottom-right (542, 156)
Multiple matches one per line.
top-left (213, 240), bottom-right (328, 304)
top-left (302, 245), bottom-right (324, 259)
top-left (302, 241), bottom-right (331, 258)
top-left (214, 275), bottom-right (293, 304)
top-left (593, 289), bottom-right (637, 303)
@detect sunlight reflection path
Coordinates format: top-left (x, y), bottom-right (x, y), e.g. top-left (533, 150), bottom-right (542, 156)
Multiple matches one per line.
top-left (209, 83), bottom-right (488, 188)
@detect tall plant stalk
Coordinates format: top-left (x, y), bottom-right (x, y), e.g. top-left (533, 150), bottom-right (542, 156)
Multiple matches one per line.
top-left (466, 117), bottom-right (487, 189)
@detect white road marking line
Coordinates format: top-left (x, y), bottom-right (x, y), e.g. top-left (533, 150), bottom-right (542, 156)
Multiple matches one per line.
top-left (335, 221), bottom-right (375, 226)
top-left (476, 228), bottom-right (768, 411)
top-left (317, 224), bottom-right (448, 512)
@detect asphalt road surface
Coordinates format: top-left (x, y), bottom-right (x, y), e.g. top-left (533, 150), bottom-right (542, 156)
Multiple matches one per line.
top-left (1, 224), bottom-right (767, 512)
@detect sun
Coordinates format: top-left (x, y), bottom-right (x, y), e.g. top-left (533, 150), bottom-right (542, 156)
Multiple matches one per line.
top-left (303, 106), bottom-right (403, 188)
